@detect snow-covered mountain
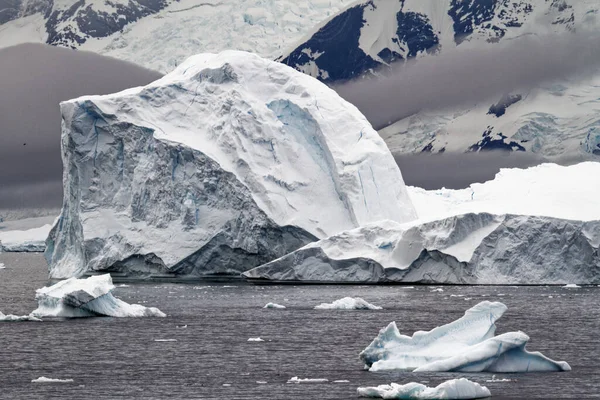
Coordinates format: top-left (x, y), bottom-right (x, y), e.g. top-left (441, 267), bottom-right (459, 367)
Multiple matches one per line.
top-left (0, 0), bottom-right (355, 73)
top-left (278, 0), bottom-right (600, 160)
top-left (280, 0), bottom-right (597, 82)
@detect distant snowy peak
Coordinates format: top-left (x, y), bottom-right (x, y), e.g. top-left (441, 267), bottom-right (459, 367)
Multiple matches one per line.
top-left (280, 0), bottom-right (597, 82)
top-left (0, 0), bottom-right (356, 73)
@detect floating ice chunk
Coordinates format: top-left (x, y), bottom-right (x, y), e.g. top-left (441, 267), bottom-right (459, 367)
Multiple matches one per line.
top-left (256, 381), bottom-right (267, 384)
top-left (431, 288), bottom-right (444, 292)
top-left (485, 375), bottom-right (512, 383)
top-left (0, 263), bottom-right (5, 269)
top-left (563, 284), bottom-right (581, 288)
top-left (334, 380), bottom-right (350, 383)
top-left (360, 301), bottom-right (570, 373)
top-left (264, 303), bottom-right (286, 309)
top-left (154, 339), bottom-right (177, 342)
top-left (287, 377), bottom-right (329, 384)
top-left (314, 297), bottom-right (382, 310)
top-left (32, 274), bottom-right (166, 318)
top-left (176, 325), bottom-right (187, 329)
top-left (0, 311), bottom-right (41, 322)
top-left (248, 337), bottom-right (264, 342)
top-left (32, 377), bottom-right (74, 383)
top-left (357, 378), bottom-right (491, 399)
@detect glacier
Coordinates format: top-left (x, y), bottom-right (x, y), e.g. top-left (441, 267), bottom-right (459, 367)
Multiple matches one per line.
top-left (359, 301), bottom-right (570, 373)
top-left (46, 50), bottom-right (416, 279)
top-left (32, 274), bottom-right (165, 318)
top-left (243, 163), bottom-right (600, 285)
top-left (357, 378), bottom-right (491, 399)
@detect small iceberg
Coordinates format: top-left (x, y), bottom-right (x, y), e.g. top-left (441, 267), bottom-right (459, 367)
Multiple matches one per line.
top-left (0, 263), bottom-right (5, 269)
top-left (0, 311), bottom-right (41, 322)
top-left (360, 301), bottom-right (570, 372)
top-left (563, 284), bottom-right (581, 288)
top-left (357, 378), bottom-right (491, 399)
top-left (248, 337), bottom-right (265, 342)
top-left (485, 375), bottom-right (512, 383)
top-left (287, 377), bottom-right (329, 384)
top-left (32, 274), bottom-right (166, 318)
top-left (264, 302), bottom-right (286, 309)
top-left (314, 297), bottom-right (382, 310)
top-left (32, 377), bottom-right (74, 383)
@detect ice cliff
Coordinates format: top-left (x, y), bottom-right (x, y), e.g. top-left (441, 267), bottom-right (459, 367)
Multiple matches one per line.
top-left (243, 163), bottom-right (600, 284)
top-left (359, 301), bottom-right (570, 373)
top-left (46, 50), bottom-right (416, 279)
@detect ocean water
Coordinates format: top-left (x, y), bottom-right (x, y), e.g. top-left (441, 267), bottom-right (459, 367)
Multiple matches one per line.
top-left (0, 253), bottom-right (598, 399)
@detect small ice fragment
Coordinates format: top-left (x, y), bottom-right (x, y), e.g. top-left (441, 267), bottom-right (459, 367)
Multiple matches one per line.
top-left (0, 263), bottom-right (5, 269)
top-left (154, 339), bottom-right (177, 342)
top-left (117, 284), bottom-right (130, 288)
top-left (485, 375), bottom-right (512, 383)
top-left (450, 295), bottom-right (464, 297)
top-left (223, 384), bottom-right (231, 387)
top-left (431, 288), bottom-right (443, 292)
top-left (287, 377), bottom-right (329, 384)
top-left (563, 284), bottom-right (581, 288)
top-left (314, 297), bottom-right (382, 310)
top-left (0, 311), bottom-right (41, 322)
top-left (248, 337), bottom-right (264, 342)
top-left (264, 302), bottom-right (286, 309)
top-left (176, 325), bottom-right (187, 329)
top-left (256, 381), bottom-right (267, 384)
top-left (333, 380), bottom-right (350, 383)
top-left (464, 297), bottom-right (472, 300)
top-left (402, 287), bottom-right (414, 289)
top-left (32, 377), bottom-right (74, 383)
top-left (357, 378), bottom-right (490, 399)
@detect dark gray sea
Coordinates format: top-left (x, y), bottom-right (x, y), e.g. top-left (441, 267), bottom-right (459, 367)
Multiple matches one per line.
top-left (0, 253), bottom-right (598, 399)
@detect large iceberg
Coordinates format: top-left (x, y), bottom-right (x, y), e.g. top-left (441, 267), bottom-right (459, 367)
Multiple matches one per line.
top-left (46, 50), bottom-right (416, 279)
top-left (359, 301), bottom-right (570, 373)
top-left (32, 274), bottom-right (165, 318)
top-left (243, 163), bottom-right (600, 284)
top-left (357, 378), bottom-right (491, 399)
top-left (0, 224), bottom-right (53, 252)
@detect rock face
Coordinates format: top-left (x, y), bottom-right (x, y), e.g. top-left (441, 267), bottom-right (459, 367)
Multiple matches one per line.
top-left (243, 214), bottom-right (600, 284)
top-left (46, 50), bottom-right (416, 279)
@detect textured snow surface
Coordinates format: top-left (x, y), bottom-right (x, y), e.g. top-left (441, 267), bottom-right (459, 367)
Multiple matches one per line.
top-left (0, 0), bottom-right (355, 73)
top-left (314, 297), bottom-right (382, 310)
top-left (243, 163), bottom-right (600, 284)
top-left (47, 50), bottom-right (416, 279)
top-left (359, 301), bottom-right (570, 373)
top-left (357, 378), bottom-right (491, 399)
top-left (32, 274), bottom-right (166, 318)
top-left (0, 311), bottom-right (41, 322)
top-left (0, 223), bottom-right (52, 252)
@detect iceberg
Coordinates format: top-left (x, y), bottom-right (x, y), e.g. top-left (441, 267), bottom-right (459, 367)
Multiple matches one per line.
top-left (0, 224), bottom-right (52, 252)
top-left (31, 377), bottom-right (74, 383)
top-left (46, 50), bottom-right (416, 279)
top-left (32, 274), bottom-right (166, 318)
top-left (357, 378), bottom-right (491, 399)
top-left (314, 297), bottom-right (382, 310)
top-left (359, 301), bottom-right (570, 373)
top-left (244, 212), bottom-right (600, 284)
top-left (264, 303), bottom-right (286, 309)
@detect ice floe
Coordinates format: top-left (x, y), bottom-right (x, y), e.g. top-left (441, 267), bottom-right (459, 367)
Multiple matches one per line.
top-left (314, 297), bottom-right (382, 310)
top-left (357, 378), bottom-right (491, 399)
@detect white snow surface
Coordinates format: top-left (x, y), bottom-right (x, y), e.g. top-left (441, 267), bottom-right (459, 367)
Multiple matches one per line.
top-left (48, 50), bottom-right (416, 279)
top-left (32, 274), bottom-right (166, 318)
top-left (31, 377), bottom-right (74, 383)
top-left (357, 378), bottom-right (491, 399)
top-left (407, 162), bottom-right (600, 222)
top-left (359, 301), bottom-right (570, 373)
top-left (0, 223), bottom-right (52, 252)
top-left (314, 297), bottom-right (382, 310)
